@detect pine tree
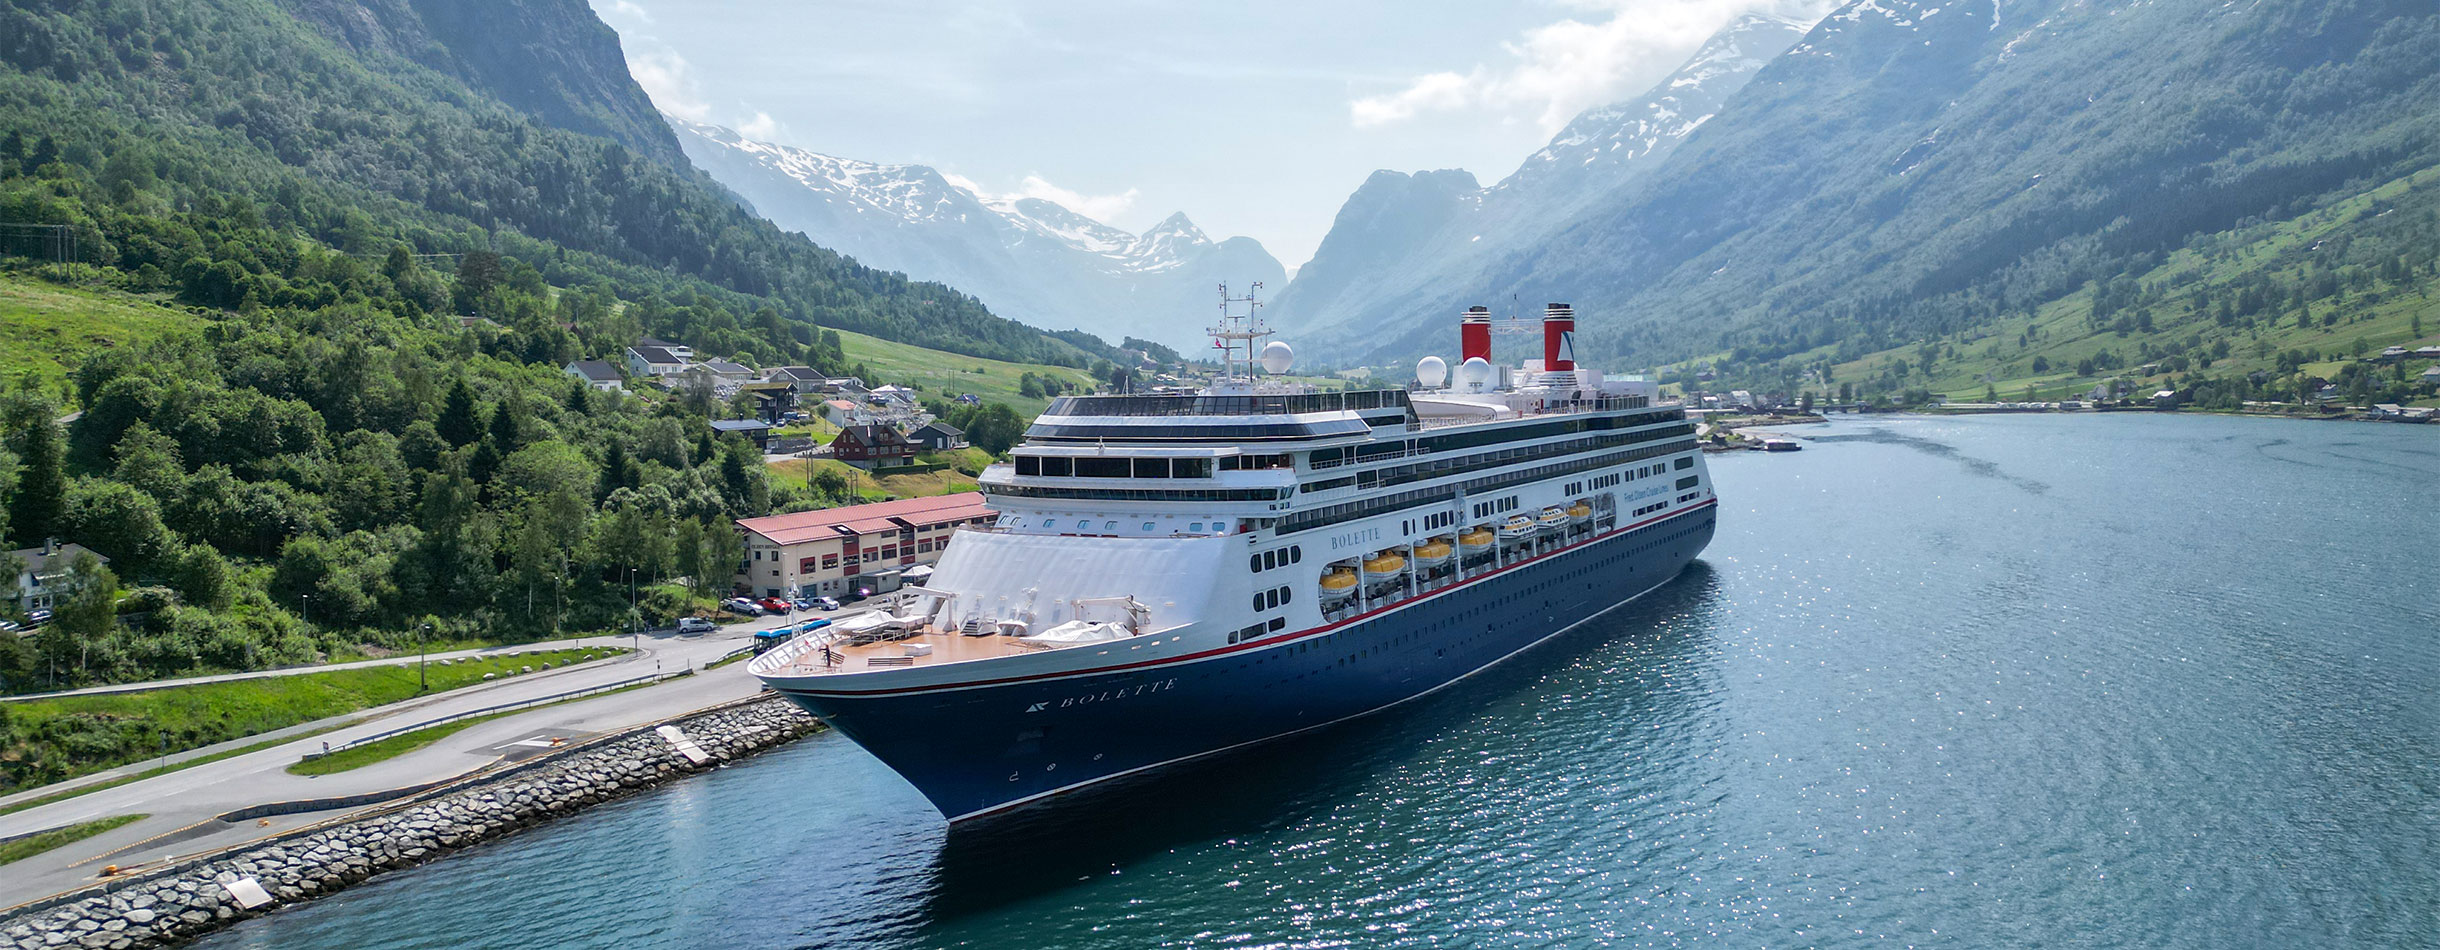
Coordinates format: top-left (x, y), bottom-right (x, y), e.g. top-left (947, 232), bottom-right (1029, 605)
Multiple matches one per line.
top-left (6, 416), bottom-right (65, 548)
top-left (437, 379), bottom-right (482, 447)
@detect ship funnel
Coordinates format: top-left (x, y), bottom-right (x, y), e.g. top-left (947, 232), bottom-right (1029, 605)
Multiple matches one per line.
top-left (1461, 306), bottom-right (1492, 364)
top-left (1542, 303), bottom-right (1575, 372)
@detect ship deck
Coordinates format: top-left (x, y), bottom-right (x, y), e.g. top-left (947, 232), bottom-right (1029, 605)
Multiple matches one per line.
top-left (755, 627), bottom-right (1045, 676)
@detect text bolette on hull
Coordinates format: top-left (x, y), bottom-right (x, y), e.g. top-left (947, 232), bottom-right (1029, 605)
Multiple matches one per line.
top-left (749, 300), bottom-right (1718, 819)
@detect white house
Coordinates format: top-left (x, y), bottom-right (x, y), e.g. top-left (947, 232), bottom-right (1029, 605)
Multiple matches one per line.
top-left (564, 360), bottom-right (624, 392)
top-left (9, 539), bottom-right (108, 614)
top-left (819, 398), bottom-right (870, 427)
top-left (638, 337), bottom-right (695, 361)
top-left (625, 345), bottom-right (688, 378)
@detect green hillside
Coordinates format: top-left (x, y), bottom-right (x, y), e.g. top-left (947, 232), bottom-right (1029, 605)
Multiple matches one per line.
top-left (0, 275), bottom-right (195, 391)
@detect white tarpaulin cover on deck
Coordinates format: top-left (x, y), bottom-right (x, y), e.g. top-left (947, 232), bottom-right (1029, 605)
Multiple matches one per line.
top-left (923, 531), bottom-right (1225, 632)
top-left (1022, 620), bottom-right (1130, 644)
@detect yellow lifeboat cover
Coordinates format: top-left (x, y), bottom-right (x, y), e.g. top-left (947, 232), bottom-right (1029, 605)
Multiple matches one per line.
top-left (1319, 571), bottom-right (1359, 591)
top-left (1460, 529), bottom-right (1496, 546)
top-left (1362, 554), bottom-right (1407, 574)
top-left (1414, 541), bottom-right (1454, 559)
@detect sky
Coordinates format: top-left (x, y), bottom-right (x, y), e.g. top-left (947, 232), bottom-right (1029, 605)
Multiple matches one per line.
top-left (591, 0), bottom-right (1823, 270)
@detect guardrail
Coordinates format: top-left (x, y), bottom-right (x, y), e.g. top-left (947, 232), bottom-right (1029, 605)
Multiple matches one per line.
top-left (298, 667), bottom-right (702, 762)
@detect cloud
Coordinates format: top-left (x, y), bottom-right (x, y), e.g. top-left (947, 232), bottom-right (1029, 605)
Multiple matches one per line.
top-left (1351, 71), bottom-right (1477, 128)
top-left (625, 46), bottom-right (709, 120)
top-left (737, 110), bottom-right (781, 139)
top-left (1351, 0), bottom-right (1826, 133)
top-left (604, 0), bottom-right (651, 24)
top-left (941, 172), bottom-right (1141, 225)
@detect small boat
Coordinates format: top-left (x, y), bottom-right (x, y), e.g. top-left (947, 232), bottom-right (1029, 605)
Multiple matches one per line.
top-left (1762, 438), bottom-right (1801, 452)
top-left (1565, 501), bottom-right (1593, 524)
top-left (1360, 552), bottom-right (1408, 580)
top-left (1458, 527), bottom-right (1497, 552)
top-left (1498, 516), bottom-right (1538, 540)
top-left (1412, 537), bottom-right (1454, 567)
top-left (1536, 507), bottom-right (1568, 532)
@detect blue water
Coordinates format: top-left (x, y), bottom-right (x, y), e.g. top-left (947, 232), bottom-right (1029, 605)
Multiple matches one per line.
top-left (197, 414), bottom-right (2440, 949)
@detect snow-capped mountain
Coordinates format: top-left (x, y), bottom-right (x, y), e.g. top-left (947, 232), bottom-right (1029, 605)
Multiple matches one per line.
top-left (1267, 12), bottom-right (1814, 341)
top-left (670, 119), bottom-right (1283, 350)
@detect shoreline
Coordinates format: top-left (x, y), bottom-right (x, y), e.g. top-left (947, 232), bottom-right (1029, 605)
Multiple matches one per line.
top-left (0, 696), bottom-right (821, 950)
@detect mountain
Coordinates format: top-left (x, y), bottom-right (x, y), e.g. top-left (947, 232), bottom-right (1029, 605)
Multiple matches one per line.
top-left (0, 0), bottom-right (1100, 366)
top-left (1288, 0), bottom-right (2440, 396)
top-left (276, 0), bottom-right (687, 166)
top-left (1268, 12), bottom-right (1813, 345)
top-left (669, 119), bottom-right (1286, 351)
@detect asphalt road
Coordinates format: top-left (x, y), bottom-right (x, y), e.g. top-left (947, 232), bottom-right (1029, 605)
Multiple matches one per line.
top-left (0, 607), bottom-right (846, 909)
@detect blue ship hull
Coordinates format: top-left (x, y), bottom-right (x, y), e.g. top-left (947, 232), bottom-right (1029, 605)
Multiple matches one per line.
top-left (768, 503), bottom-right (1718, 820)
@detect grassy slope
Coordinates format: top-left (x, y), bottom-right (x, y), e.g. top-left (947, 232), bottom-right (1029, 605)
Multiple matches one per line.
top-left (1812, 169), bottom-right (2440, 404)
top-left (834, 327), bottom-right (1096, 416)
top-left (0, 813), bottom-right (146, 867)
top-left (1, 647), bottom-right (621, 793)
top-left (0, 277), bottom-right (196, 391)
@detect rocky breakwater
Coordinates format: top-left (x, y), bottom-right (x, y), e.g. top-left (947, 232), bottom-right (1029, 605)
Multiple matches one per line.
top-left (0, 697), bottom-right (819, 950)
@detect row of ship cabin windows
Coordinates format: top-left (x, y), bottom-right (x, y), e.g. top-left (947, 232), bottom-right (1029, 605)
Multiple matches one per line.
top-left (1252, 546), bottom-right (1303, 573)
top-left (1012, 454), bottom-right (1297, 479)
top-left (999, 515), bottom-right (1231, 535)
top-left (1255, 585), bottom-right (1293, 612)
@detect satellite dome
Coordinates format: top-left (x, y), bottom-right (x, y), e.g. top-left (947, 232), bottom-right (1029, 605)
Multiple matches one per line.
top-left (1459, 356), bottom-right (1493, 389)
top-left (1259, 340), bottom-right (1295, 375)
top-left (1415, 355), bottom-right (1448, 389)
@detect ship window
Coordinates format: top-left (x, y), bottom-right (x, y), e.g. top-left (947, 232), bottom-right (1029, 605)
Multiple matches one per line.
top-left (1249, 555), bottom-right (1261, 572)
top-left (1676, 475), bottom-right (1699, 490)
top-left (1016, 456), bottom-right (1041, 476)
top-left (1675, 456), bottom-right (1693, 470)
top-left (1134, 458), bottom-right (1170, 478)
top-left (1175, 458), bottom-right (1213, 478)
top-left (1290, 546), bottom-right (1301, 563)
top-left (1253, 593), bottom-right (1265, 611)
top-left (1192, 522), bottom-right (1205, 532)
top-left (1041, 457), bottom-right (1072, 476)
top-left (1269, 617), bottom-right (1285, 632)
top-left (1076, 457), bottom-right (1129, 478)
top-left (1143, 522), bottom-right (1156, 531)
top-left (1105, 521), bottom-right (1119, 531)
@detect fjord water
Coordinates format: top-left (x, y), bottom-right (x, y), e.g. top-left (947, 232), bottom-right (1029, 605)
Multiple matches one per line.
top-left (198, 414), bottom-right (2438, 949)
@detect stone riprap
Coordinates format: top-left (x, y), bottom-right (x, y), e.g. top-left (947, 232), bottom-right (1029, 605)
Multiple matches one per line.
top-left (0, 697), bottom-right (819, 949)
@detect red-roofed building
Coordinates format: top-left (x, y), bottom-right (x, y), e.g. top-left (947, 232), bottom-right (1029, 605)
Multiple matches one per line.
top-left (733, 492), bottom-right (995, 597)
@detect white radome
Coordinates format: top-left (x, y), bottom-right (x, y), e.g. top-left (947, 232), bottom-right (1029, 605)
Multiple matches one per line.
top-left (1416, 356), bottom-right (1448, 389)
top-left (1459, 356), bottom-right (1493, 389)
top-left (1259, 341), bottom-right (1295, 375)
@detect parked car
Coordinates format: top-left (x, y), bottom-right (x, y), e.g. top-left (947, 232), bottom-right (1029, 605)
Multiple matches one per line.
top-left (0, 619), bottom-right (18, 634)
top-left (723, 597), bottom-right (763, 616)
top-left (756, 597), bottom-right (793, 614)
top-left (810, 596), bottom-right (841, 611)
top-left (790, 598), bottom-right (815, 611)
top-left (25, 609), bottom-right (51, 627)
top-left (676, 617), bottom-right (716, 635)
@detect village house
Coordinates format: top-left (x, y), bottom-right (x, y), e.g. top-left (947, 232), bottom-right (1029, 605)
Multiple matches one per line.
top-left (563, 360), bottom-right (624, 392)
top-left (624, 344), bottom-right (688, 378)
top-left (909, 420), bottom-right (966, 452)
top-left (733, 493), bottom-right (995, 598)
top-left (8, 539), bottom-right (108, 614)
top-left (709, 418), bottom-right (775, 451)
top-left (830, 423), bottom-right (918, 468)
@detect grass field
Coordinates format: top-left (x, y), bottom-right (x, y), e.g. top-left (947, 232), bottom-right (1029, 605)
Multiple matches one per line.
top-left (834, 327), bottom-right (1097, 415)
top-left (0, 814), bottom-right (147, 868)
top-left (1809, 168), bottom-right (2440, 404)
top-left (765, 455), bottom-right (982, 501)
top-left (0, 275), bottom-right (196, 392)
top-left (0, 648), bottom-right (625, 795)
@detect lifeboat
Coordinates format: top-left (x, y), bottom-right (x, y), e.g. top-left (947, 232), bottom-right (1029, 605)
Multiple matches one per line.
top-left (1566, 501), bottom-right (1594, 524)
top-left (1412, 537), bottom-right (1454, 567)
top-left (1458, 527), bottom-right (1497, 552)
top-left (1498, 516), bottom-right (1537, 540)
top-left (1319, 570), bottom-right (1359, 602)
top-left (1537, 507), bottom-right (1569, 532)
top-left (1360, 551), bottom-right (1408, 580)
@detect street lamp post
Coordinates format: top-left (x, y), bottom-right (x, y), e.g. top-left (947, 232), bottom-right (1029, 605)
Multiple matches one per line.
top-left (628, 565), bottom-right (640, 653)
top-left (418, 622), bottom-right (431, 692)
top-left (299, 593), bottom-right (310, 628)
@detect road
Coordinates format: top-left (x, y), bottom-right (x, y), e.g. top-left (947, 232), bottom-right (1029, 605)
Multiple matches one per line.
top-left (0, 607), bottom-right (848, 909)
top-left (3, 635), bottom-right (673, 703)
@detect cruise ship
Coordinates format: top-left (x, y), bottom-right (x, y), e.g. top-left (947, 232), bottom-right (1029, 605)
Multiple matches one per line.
top-left (749, 296), bottom-right (1717, 821)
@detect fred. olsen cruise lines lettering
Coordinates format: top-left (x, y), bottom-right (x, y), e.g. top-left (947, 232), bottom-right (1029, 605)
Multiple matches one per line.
top-left (749, 294), bottom-right (1717, 821)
